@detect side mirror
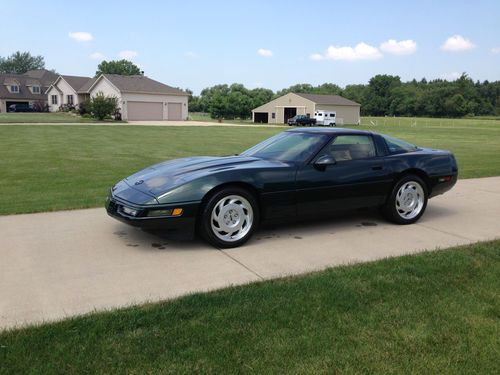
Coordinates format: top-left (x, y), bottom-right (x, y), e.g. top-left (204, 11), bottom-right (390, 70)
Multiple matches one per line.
top-left (314, 155), bottom-right (336, 170)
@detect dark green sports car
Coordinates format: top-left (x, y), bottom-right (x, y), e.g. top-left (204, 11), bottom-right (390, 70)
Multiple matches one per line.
top-left (106, 128), bottom-right (458, 248)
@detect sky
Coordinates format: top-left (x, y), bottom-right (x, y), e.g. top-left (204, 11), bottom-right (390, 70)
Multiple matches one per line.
top-left (1, 0), bottom-right (499, 94)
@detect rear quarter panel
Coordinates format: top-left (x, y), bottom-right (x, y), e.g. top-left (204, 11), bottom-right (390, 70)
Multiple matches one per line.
top-left (384, 150), bottom-right (458, 196)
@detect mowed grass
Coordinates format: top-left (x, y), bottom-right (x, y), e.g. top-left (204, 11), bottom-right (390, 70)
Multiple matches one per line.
top-left (0, 112), bottom-right (93, 123)
top-left (190, 112), bottom-right (253, 124)
top-left (0, 117), bottom-right (499, 215)
top-left (0, 125), bottom-right (281, 215)
top-left (1, 240), bottom-right (499, 374)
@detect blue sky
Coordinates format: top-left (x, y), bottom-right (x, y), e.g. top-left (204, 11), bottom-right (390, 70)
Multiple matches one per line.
top-left (1, 0), bottom-right (499, 93)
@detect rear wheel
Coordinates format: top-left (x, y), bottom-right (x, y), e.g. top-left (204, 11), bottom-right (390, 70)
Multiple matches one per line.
top-left (382, 175), bottom-right (428, 224)
top-left (199, 187), bottom-right (259, 248)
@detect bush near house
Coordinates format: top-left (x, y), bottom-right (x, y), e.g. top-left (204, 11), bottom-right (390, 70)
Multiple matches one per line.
top-left (89, 92), bottom-right (118, 120)
top-left (77, 100), bottom-right (91, 116)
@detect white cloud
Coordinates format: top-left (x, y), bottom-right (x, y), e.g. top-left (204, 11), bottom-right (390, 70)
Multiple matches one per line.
top-left (311, 42), bottom-right (382, 61)
top-left (441, 35), bottom-right (475, 52)
top-left (380, 39), bottom-right (417, 55)
top-left (68, 31), bottom-right (93, 42)
top-left (441, 72), bottom-right (462, 81)
top-left (119, 50), bottom-right (138, 59)
top-left (257, 48), bottom-right (273, 57)
top-left (491, 47), bottom-right (500, 54)
top-left (309, 53), bottom-right (324, 61)
top-left (89, 52), bottom-right (105, 60)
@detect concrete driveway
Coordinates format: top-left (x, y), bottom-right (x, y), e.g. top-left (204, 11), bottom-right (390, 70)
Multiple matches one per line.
top-left (1, 177), bottom-right (499, 330)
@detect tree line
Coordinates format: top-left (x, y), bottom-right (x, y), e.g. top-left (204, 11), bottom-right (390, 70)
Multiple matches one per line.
top-left (189, 74), bottom-right (500, 119)
top-left (2, 51), bottom-right (498, 119)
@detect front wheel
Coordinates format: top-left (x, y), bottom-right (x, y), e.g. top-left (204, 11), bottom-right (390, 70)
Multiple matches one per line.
top-left (382, 175), bottom-right (428, 224)
top-left (199, 187), bottom-right (259, 248)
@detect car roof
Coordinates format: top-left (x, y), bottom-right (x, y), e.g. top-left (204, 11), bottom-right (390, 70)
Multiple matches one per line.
top-left (286, 127), bottom-right (373, 136)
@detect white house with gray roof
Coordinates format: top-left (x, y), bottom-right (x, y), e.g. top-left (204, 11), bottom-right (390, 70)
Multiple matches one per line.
top-left (46, 73), bottom-right (189, 121)
top-left (45, 75), bottom-right (92, 112)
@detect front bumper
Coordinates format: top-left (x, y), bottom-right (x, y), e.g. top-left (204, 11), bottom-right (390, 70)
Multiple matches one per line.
top-left (105, 193), bottom-right (200, 240)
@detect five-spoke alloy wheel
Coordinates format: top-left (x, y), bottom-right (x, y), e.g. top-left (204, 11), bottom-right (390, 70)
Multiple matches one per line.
top-left (200, 187), bottom-right (259, 248)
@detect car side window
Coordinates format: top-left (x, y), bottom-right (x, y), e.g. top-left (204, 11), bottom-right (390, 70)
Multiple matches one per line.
top-left (382, 134), bottom-right (418, 154)
top-left (319, 135), bottom-right (377, 161)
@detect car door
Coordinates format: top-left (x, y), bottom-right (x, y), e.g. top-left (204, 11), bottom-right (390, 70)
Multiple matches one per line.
top-left (295, 134), bottom-right (392, 216)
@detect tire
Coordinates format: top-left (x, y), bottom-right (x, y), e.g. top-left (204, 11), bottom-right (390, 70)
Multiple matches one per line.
top-left (199, 187), bottom-right (259, 248)
top-left (381, 175), bottom-right (428, 224)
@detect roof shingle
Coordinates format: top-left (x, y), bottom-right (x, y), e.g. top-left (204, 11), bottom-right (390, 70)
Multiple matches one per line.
top-left (0, 71), bottom-right (55, 101)
top-left (101, 74), bottom-right (188, 95)
top-left (60, 75), bottom-right (92, 91)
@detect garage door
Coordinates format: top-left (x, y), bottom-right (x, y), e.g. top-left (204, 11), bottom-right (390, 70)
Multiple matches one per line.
top-left (167, 103), bottom-right (182, 120)
top-left (254, 112), bottom-right (268, 123)
top-left (127, 101), bottom-right (163, 121)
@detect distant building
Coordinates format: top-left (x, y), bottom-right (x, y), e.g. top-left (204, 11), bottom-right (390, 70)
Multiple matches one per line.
top-left (252, 93), bottom-right (361, 125)
top-left (46, 74), bottom-right (189, 121)
top-left (0, 69), bottom-right (58, 112)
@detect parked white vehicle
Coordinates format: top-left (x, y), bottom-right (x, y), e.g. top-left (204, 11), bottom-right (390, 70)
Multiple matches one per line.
top-left (314, 110), bottom-right (336, 126)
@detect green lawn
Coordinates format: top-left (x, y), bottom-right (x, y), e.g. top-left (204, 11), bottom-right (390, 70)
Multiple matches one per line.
top-left (189, 112), bottom-right (254, 124)
top-left (0, 112), bottom-right (93, 123)
top-left (0, 119), bottom-right (499, 215)
top-left (1, 240), bottom-right (498, 374)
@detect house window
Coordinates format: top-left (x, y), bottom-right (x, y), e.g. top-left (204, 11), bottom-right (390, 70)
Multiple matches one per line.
top-left (10, 85), bottom-right (19, 93)
top-left (67, 95), bottom-right (74, 105)
top-left (51, 95), bottom-right (58, 105)
top-left (271, 112), bottom-right (276, 119)
top-left (32, 86), bottom-right (41, 94)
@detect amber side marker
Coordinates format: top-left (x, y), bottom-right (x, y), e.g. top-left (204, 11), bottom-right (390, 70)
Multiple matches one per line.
top-left (172, 208), bottom-right (183, 216)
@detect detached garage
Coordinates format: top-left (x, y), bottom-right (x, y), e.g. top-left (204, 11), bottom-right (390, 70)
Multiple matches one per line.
top-left (252, 92), bottom-right (361, 125)
top-left (86, 74), bottom-right (189, 121)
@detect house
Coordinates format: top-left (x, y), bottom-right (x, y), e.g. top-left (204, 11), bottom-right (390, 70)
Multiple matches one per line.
top-left (0, 69), bottom-right (58, 112)
top-left (87, 74), bottom-right (188, 121)
top-left (45, 75), bottom-right (93, 112)
top-left (252, 92), bottom-right (361, 125)
top-left (47, 73), bottom-right (189, 121)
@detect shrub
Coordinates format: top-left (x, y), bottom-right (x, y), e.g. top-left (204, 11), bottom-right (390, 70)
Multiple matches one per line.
top-left (58, 104), bottom-right (75, 112)
top-left (32, 100), bottom-right (48, 112)
top-left (77, 100), bottom-right (91, 115)
top-left (89, 92), bottom-right (118, 120)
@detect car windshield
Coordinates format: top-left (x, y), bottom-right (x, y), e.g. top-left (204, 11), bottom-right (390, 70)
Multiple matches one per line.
top-left (382, 134), bottom-right (419, 154)
top-left (241, 132), bottom-right (329, 162)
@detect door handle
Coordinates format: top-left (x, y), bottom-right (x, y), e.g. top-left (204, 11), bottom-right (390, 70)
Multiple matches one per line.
top-left (371, 165), bottom-right (383, 171)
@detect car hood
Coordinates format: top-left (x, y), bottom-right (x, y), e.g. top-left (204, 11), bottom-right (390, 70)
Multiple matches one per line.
top-left (120, 155), bottom-right (273, 198)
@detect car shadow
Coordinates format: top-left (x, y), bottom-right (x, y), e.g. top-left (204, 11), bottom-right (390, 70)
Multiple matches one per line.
top-left (111, 204), bottom-right (459, 250)
top-left (250, 209), bottom-right (383, 242)
top-left (111, 223), bottom-right (208, 252)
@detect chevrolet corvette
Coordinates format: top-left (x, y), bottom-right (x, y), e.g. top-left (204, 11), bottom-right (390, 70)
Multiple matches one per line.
top-left (106, 128), bottom-right (458, 248)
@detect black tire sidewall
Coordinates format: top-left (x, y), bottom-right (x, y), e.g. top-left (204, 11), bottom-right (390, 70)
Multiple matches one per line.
top-left (384, 175), bottom-right (428, 224)
top-left (200, 187), bottom-right (259, 248)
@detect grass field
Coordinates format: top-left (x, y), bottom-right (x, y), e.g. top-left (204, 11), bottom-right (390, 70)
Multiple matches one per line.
top-left (189, 112), bottom-right (254, 124)
top-left (1, 240), bottom-right (498, 374)
top-left (0, 118), bottom-right (499, 215)
top-left (0, 112), bottom-right (94, 123)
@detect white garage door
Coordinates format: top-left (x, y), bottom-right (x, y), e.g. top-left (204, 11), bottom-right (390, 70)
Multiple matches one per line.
top-left (167, 103), bottom-right (182, 120)
top-left (127, 101), bottom-right (163, 121)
